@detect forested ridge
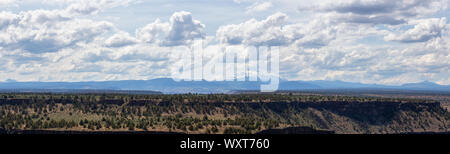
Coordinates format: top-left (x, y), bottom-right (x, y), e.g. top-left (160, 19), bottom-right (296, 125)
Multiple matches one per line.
top-left (0, 93), bottom-right (448, 134)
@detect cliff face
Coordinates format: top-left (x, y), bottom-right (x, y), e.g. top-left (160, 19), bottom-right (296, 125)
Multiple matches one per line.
top-left (321, 102), bottom-right (447, 134)
top-left (235, 101), bottom-right (449, 134)
top-left (282, 102), bottom-right (450, 133)
top-left (442, 102), bottom-right (450, 112)
top-left (257, 126), bottom-right (335, 134)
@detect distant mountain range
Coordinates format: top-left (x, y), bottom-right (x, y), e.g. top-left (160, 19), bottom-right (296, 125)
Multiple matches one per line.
top-left (0, 78), bottom-right (449, 94)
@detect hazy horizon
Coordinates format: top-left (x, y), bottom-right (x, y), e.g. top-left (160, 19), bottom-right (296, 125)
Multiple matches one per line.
top-left (1, 77), bottom-right (448, 86)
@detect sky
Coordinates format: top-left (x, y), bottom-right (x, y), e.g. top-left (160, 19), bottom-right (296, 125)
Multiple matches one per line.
top-left (0, 0), bottom-right (449, 85)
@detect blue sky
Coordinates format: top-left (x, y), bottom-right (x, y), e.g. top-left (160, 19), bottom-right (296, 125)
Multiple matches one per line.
top-left (0, 0), bottom-right (449, 85)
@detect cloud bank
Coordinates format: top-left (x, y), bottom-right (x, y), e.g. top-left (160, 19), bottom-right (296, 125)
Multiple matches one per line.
top-left (0, 0), bottom-right (449, 85)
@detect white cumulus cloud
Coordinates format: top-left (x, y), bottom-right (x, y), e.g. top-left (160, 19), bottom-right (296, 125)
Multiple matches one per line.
top-left (385, 18), bottom-right (449, 43)
top-left (136, 11), bottom-right (205, 46)
top-left (0, 9), bottom-right (115, 53)
top-left (246, 1), bottom-right (273, 13)
top-left (105, 31), bottom-right (139, 48)
top-left (216, 12), bottom-right (291, 46)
